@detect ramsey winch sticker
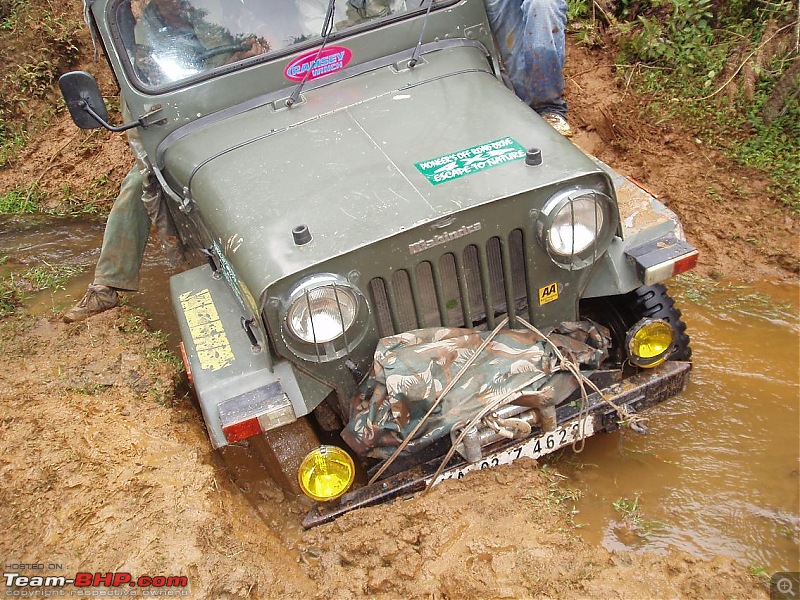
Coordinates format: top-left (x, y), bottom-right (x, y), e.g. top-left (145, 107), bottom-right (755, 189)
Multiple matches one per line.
top-left (284, 46), bottom-right (352, 82)
top-left (415, 137), bottom-right (527, 185)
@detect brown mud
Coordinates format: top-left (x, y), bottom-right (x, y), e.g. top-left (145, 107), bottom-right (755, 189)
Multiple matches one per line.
top-left (1, 1), bottom-right (797, 598)
top-left (0, 311), bottom-right (769, 599)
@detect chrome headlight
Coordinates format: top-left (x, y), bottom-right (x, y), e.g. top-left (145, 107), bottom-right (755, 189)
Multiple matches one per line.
top-left (281, 274), bottom-right (367, 361)
top-left (538, 188), bottom-right (618, 270)
top-left (287, 286), bottom-right (358, 343)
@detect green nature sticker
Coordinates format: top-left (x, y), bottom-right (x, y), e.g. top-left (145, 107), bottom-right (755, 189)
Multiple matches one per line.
top-left (414, 137), bottom-right (527, 185)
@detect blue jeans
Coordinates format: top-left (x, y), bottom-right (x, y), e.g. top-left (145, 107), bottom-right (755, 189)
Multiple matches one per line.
top-left (484, 0), bottom-right (568, 116)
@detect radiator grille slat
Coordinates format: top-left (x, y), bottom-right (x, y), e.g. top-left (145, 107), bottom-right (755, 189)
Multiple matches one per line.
top-left (370, 230), bottom-right (528, 338)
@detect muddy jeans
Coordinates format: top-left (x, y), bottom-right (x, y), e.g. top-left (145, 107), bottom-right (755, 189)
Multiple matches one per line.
top-left (92, 161), bottom-right (151, 291)
top-left (483, 0), bottom-right (567, 116)
top-left (93, 129), bottom-right (186, 291)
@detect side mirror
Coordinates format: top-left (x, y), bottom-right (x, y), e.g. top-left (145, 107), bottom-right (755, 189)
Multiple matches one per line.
top-left (58, 71), bottom-right (110, 130)
top-left (58, 71), bottom-right (150, 132)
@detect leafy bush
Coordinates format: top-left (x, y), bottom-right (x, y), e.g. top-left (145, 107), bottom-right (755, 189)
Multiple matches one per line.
top-left (568, 0), bottom-right (800, 211)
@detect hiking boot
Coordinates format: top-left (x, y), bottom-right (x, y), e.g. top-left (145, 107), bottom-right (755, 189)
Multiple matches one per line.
top-left (541, 112), bottom-right (573, 137)
top-left (62, 284), bottom-right (119, 323)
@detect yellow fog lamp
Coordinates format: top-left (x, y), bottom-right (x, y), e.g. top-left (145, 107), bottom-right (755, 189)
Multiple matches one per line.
top-left (625, 319), bottom-right (674, 368)
top-left (298, 445), bottom-right (355, 502)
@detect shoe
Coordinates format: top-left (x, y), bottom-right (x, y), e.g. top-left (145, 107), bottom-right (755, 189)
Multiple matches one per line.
top-left (541, 112), bottom-right (573, 137)
top-left (63, 284), bottom-right (119, 323)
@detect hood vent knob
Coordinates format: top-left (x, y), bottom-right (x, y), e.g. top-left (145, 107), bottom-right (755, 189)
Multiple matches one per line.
top-left (292, 225), bottom-right (312, 245)
top-left (525, 148), bottom-right (542, 166)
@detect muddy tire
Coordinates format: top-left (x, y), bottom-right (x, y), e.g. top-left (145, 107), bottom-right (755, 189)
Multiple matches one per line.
top-left (580, 283), bottom-right (691, 365)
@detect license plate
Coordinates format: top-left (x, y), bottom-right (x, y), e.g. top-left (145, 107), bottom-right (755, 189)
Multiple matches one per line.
top-left (430, 415), bottom-right (595, 486)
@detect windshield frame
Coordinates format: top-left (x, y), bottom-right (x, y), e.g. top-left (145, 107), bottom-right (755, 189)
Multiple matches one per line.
top-left (106, 0), bottom-right (458, 94)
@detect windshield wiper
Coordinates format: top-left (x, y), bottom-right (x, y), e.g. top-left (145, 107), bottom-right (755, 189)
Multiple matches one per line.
top-left (285, 0), bottom-right (337, 108)
top-left (408, 0), bottom-right (435, 68)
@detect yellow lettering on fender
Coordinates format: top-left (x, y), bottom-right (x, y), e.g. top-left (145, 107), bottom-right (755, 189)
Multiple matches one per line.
top-left (538, 282), bottom-right (559, 305)
top-left (180, 289), bottom-right (234, 371)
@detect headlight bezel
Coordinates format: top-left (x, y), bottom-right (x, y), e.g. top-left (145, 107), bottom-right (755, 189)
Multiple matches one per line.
top-left (279, 273), bottom-right (369, 362)
top-left (537, 187), bottom-right (618, 270)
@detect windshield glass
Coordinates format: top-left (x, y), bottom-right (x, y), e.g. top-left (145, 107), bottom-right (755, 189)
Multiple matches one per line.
top-left (115, 0), bottom-right (413, 88)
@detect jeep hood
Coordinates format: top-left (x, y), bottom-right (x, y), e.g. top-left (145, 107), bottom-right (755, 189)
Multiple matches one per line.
top-left (161, 46), bottom-right (606, 302)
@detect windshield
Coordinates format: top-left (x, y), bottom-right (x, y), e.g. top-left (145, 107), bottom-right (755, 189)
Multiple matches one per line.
top-left (115, 0), bottom-right (414, 88)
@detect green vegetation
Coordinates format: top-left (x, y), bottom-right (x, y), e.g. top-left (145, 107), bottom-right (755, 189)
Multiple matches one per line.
top-left (568, 0), bottom-right (800, 212)
top-left (613, 492), bottom-right (665, 537)
top-left (19, 263), bottom-right (84, 292)
top-left (747, 564), bottom-right (772, 582)
top-left (0, 123), bottom-right (27, 168)
top-left (1, 0), bottom-right (83, 167)
top-left (0, 186), bottom-right (45, 214)
top-left (0, 182), bottom-right (111, 216)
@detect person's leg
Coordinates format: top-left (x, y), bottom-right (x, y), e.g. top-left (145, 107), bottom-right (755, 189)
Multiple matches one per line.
top-left (520, 0), bottom-right (567, 116)
top-left (484, 0), bottom-right (568, 117)
top-left (63, 165), bottom-right (151, 323)
top-left (92, 165), bottom-right (150, 291)
top-left (484, 0), bottom-right (526, 95)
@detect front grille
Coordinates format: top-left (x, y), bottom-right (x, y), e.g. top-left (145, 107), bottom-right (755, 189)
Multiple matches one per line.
top-left (369, 229), bottom-right (529, 337)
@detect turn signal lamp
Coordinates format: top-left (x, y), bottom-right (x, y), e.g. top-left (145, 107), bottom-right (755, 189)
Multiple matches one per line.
top-left (298, 446), bottom-right (355, 502)
top-left (626, 319), bottom-right (674, 368)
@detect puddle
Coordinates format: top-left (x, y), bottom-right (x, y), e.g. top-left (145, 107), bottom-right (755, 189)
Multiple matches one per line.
top-left (3, 215), bottom-right (798, 573)
top-left (0, 215), bottom-right (182, 340)
top-left (555, 279), bottom-right (800, 574)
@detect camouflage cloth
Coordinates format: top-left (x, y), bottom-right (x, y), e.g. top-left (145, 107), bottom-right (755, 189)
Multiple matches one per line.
top-left (342, 321), bottom-right (610, 459)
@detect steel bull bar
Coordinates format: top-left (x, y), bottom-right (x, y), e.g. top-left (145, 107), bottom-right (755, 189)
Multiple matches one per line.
top-left (302, 360), bottom-right (691, 529)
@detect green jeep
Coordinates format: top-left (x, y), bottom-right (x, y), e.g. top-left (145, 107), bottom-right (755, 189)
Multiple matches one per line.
top-left (61, 0), bottom-right (698, 527)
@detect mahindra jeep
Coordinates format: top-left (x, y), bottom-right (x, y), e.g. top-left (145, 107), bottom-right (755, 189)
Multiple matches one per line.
top-left (61, 0), bottom-right (698, 526)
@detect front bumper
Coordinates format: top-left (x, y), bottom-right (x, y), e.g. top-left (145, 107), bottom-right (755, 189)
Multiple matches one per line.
top-left (303, 360), bottom-right (691, 528)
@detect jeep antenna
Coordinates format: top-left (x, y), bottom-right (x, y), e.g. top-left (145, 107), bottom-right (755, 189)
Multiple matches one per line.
top-left (286, 0), bottom-right (337, 108)
top-left (408, 0), bottom-right (436, 68)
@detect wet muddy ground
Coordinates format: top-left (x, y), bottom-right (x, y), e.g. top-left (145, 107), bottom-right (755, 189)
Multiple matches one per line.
top-left (558, 279), bottom-right (800, 574)
top-left (1, 215), bottom-right (797, 598)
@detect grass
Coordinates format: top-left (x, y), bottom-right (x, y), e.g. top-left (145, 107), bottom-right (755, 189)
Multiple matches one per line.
top-left (19, 263), bottom-right (84, 292)
top-left (0, 123), bottom-right (28, 168)
top-left (612, 492), bottom-right (665, 538)
top-left (0, 186), bottom-right (45, 214)
top-left (0, 0), bottom-right (28, 31)
top-left (747, 564), bottom-right (771, 582)
top-left (0, 184), bottom-right (112, 216)
top-left (145, 347), bottom-right (183, 372)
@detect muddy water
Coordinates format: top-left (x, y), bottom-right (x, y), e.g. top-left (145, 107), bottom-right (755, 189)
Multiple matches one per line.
top-left (0, 216), bottom-right (180, 336)
top-left (556, 280), bottom-right (800, 574)
top-left (3, 216), bottom-right (798, 573)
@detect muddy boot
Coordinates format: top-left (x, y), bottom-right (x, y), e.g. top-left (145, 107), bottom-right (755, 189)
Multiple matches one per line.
top-left (62, 284), bottom-right (119, 323)
top-left (541, 112), bottom-right (573, 138)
